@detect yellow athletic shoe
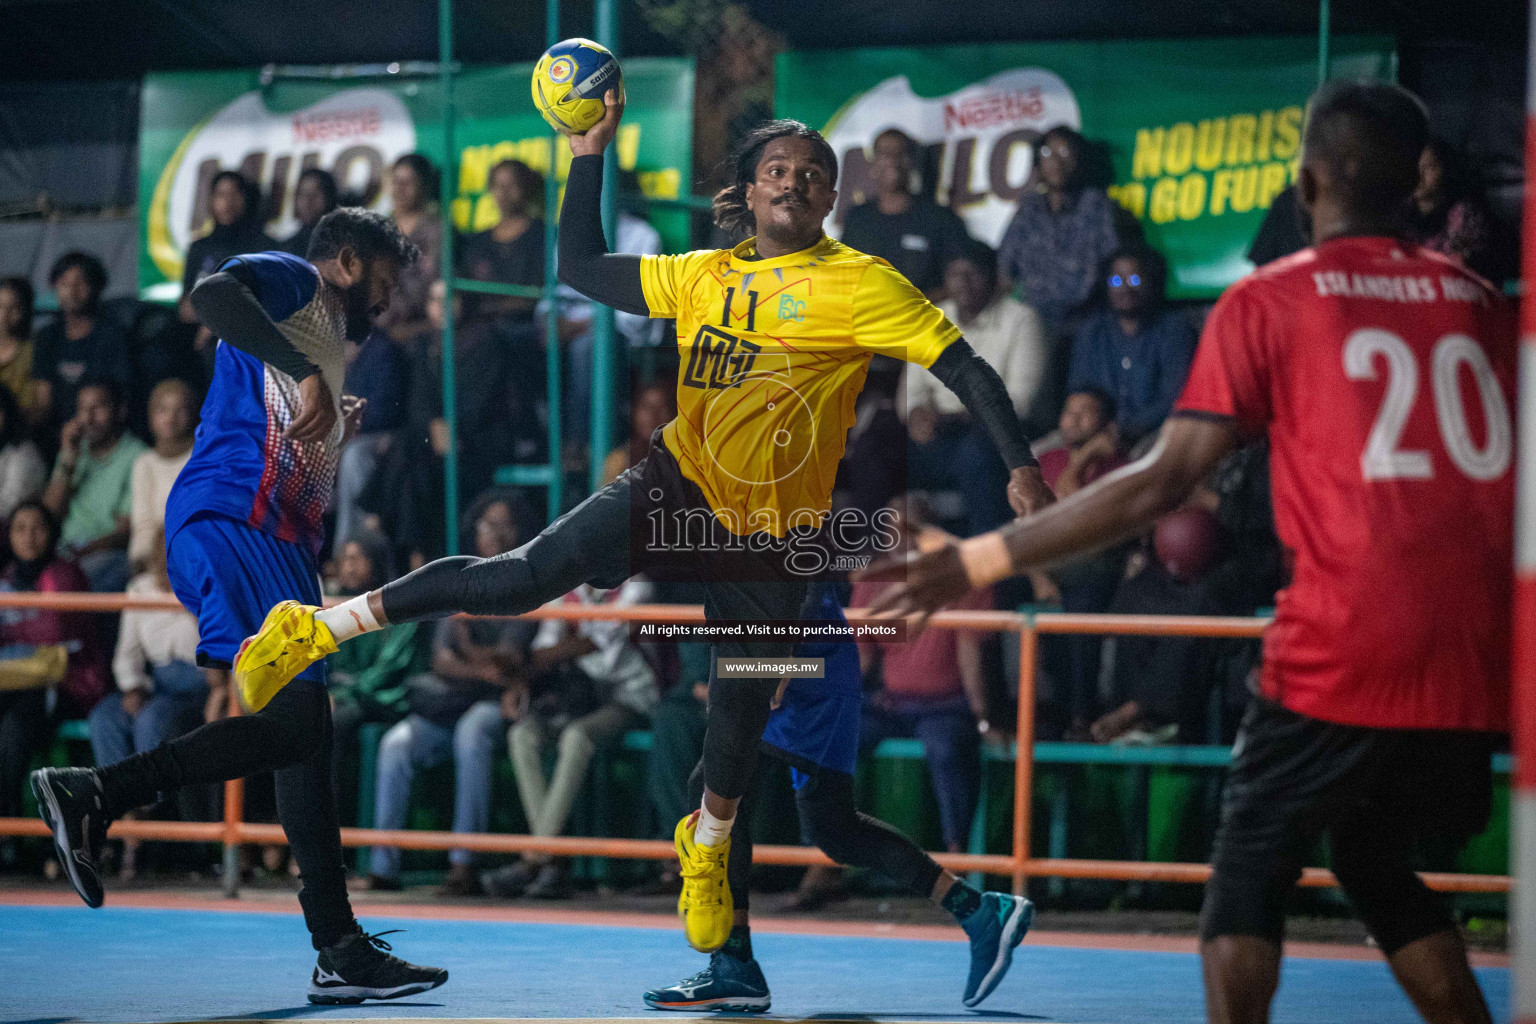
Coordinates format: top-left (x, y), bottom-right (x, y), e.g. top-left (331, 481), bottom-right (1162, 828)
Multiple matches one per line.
top-left (675, 811), bottom-right (733, 953)
top-left (232, 600), bottom-right (338, 712)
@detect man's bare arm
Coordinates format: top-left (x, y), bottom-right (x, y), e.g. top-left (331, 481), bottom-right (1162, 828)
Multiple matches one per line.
top-left (992, 414), bottom-right (1238, 574)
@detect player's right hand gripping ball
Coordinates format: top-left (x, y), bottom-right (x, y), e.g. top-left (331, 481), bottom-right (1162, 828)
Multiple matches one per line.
top-left (532, 38), bottom-right (624, 135)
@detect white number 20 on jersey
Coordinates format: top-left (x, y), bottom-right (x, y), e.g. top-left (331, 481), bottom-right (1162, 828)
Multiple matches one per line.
top-left (1343, 328), bottom-right (1512, 481)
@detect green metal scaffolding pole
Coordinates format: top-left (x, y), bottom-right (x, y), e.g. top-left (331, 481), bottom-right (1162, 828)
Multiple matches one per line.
top-left (438, 0), bottom-right (459, 553)
top-left (543, 0), bottom-right (564, 522)
top-left (1317, 0), bottom-right (1331, 87)
top-left (590, 0), bottom-right (620, 494)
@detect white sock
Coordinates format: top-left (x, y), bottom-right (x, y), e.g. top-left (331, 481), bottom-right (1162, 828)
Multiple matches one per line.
top-left (695, 802), bottom-right (734, 849)
top-left (316, 594), bottom-right (381, 644)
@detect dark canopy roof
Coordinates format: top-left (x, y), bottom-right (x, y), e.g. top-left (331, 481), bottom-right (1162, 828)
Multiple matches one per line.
top-left (746, 0), bottom-right (1525, 50)
top-left (0, 0), bottom-right (1525, 82)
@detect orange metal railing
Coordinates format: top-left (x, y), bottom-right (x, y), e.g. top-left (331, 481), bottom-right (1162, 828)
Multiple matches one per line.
top-left (0, 593), bottom-right (1511, 897)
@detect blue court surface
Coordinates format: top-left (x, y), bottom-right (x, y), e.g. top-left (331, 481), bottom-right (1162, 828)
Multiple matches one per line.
top-left (0, 904), bottom-right (1509, 1024)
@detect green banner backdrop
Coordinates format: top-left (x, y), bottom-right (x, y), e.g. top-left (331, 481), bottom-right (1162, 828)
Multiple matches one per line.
top-left (776, 37), bottom-right (1393, 300)
top-left (138, 58), bottom-right (694, 301)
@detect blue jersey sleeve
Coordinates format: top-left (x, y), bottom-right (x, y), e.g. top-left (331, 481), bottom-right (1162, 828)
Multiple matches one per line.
top-left (218, 251), bottom-right (318, 324)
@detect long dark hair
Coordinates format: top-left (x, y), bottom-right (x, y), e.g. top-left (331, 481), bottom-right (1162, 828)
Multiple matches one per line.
top-left (712, 120), bottom-right (838, 236)
top-left (297, 167), bottom-right (340, 216)
top-left (0, 277), bottom-right (34, 341)
top-left (209, 169), bottom-right (264, 234)
top-left (490, 159), bottom-right (546, 217)
top-left (393, 154), bottom-right (442, 203)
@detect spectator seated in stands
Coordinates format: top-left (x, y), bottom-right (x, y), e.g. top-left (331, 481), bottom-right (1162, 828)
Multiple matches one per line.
top-left (1030, 386), bottom-right (1129, 739)
top-left (1067, 245), bottom-right (1196, 450)
top-left (376, 154), bottom-right (442, 346)
top-left (851, 496), bottom-right (994, 854)
top-left (841, 128), bottom-right (974, 467)
top-left (460, 159), bottom-right (546, 327)
top-left (366, 491), bottom-right (536, 896)
top-left (0, 385), bottom-right (46, 527)
top-left (1413, 138), bottom-right (1499, 280)
top-left (842, 128), bottom-right (971, 300)
top-left (326, 528), bottom-right (422, 805)
top-left (87, 530), bottom-right (206, 877)
top-left (0, 278), bottom-right (43, 426)
top-left (1247, 185), bottom-right (1310, 269)
top-left (496, 576), bottom-right (659, 899)
top-left (362, 282), bottom-right (523, 566)
top-left (601, 380), bottom-right (675, 486)
top-left (1091, 507), bottom-right (1228, 746)
top-left (634, 635), bottom-right (710, 896)
top-left (43, 380), bottom-right (145, 593)
top-left (998, 125), bottom-right (1121, 333)
top-left (0, 501), bottom-right (106, 829)
top-left (178, 171), bottom-right (274, 373)
top-left (128, 379), bottom-right (194, 575)
top-left (1035, 386), bottom-right (1126, 499)
top-left (33, 252), bottom-right (132, 438)
top-left (902, 242), bottom-right (1047, 535)
top-left (279, 167), bottom-right (339, 258)
top-left (333, 325), bottom-right (406, 547)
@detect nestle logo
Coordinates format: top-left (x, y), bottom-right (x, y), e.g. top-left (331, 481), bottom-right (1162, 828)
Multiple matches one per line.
top-left (942, 88), bottom-right (1045, 131)
top-left (291, 108), bottom-right (382, 144)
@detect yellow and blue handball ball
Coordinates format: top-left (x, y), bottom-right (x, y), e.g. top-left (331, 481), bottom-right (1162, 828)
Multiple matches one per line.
top-left (532, 38), bottom-right (624, 135)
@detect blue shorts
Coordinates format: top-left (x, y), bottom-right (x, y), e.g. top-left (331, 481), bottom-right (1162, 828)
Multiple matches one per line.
top-left (760, 640), bottom-right (861, 787)
top-left (166, 511), bottom-right (326, 684)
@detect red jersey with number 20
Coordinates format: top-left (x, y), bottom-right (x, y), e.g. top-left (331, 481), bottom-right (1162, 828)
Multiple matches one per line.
top-left (1175, 236), bottom-right (1514, 732)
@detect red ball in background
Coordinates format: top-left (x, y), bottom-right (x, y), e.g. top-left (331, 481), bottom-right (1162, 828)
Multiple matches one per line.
top-left (1153, 506), bottom-right (1224, 583)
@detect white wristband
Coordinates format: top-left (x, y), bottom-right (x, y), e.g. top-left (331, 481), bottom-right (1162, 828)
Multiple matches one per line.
top-left (958, 533), bottom-right (1013, 588)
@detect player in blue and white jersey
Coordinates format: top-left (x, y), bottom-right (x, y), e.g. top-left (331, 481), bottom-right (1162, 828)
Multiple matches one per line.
top-left (31, 209), bottom-right (447, 1005)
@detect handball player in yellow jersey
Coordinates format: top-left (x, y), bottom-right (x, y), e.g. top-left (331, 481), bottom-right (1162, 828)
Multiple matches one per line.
top-left (235, 90), bottom-right (1053, 953)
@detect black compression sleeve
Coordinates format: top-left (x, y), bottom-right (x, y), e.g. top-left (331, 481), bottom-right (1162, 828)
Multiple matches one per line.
top-left (927, 340), bottom-right (1037, 469)
top-left (557, 154), bottom-right (649, 315)
top-left (189, 266), bottom-right (319, 382)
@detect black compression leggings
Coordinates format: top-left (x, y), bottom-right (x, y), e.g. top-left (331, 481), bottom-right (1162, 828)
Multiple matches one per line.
top-left (688, 759), bottom-right (943, 910)
top-left (98, 678), bottom-right (356, 949)
top-left (378, 465), bottom-right (802, 804)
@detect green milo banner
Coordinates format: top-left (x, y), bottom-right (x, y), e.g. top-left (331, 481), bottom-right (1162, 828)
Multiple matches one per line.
top-left (776, 37), bottom-right (1394, 300)
top-left (138, 59), bottom-right (694, 301)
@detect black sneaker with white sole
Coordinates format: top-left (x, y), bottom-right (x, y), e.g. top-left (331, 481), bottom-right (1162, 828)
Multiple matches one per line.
top-left (30, 767), bottom-right (109, 909)
top-left (308, 928), bottom-right (448, 1004)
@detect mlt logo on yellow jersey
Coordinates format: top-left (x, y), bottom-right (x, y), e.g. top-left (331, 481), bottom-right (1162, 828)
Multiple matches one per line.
top-left (639, 236), bottom-right (958, 537)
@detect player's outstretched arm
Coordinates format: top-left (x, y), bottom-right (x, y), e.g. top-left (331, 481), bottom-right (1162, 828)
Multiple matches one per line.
top-left (857, 414), bottom-right (1240, 618)
top-left (557, 90), bottom-right (649, 316)
top-left (928, 340), bottom-right (1054, 515)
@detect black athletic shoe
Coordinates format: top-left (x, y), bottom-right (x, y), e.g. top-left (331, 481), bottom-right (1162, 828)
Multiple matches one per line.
top-left (308, 928), bottom-right (448, 1004)
top-left (30, 767), bottom-right (109, 908)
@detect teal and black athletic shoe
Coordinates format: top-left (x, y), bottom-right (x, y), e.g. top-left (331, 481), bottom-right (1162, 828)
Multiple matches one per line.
top-left (961, 891), bottom-right (1034, 1007)
top-left (643, 952), bottom-right (771, 1013)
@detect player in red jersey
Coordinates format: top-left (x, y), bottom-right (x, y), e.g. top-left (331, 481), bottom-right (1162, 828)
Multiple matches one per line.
top-left (861, 80), bottom-right (1509, 1024)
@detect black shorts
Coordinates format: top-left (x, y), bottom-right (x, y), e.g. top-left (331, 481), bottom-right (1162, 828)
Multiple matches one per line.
top-left (625, 427), bottom-right (829, 589)
top-left (1201, 699), bottom-right (1497, 952)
